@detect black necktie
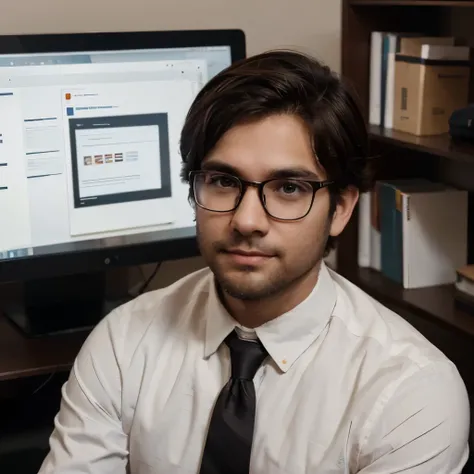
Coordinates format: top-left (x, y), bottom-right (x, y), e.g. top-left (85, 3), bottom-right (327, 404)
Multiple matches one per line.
top-left (199, 330), bottom-right (268, 474)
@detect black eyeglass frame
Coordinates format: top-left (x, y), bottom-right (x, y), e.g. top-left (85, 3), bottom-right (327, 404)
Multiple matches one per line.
top-left (189, 170), bottom-right (334, 221)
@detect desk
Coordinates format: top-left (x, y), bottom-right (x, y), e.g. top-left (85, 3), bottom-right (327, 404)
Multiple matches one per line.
top-left (0, 313), bottom-right (89, 381)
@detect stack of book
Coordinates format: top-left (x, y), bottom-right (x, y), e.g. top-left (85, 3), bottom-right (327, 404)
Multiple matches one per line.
top-left (358, 179), bottom-right (468, 289)
top-left (369, 32), bottom-right (471, 136)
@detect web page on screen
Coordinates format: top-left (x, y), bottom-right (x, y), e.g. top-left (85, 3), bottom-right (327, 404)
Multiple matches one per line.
top-left (0, 47), bottom-right (231, 259)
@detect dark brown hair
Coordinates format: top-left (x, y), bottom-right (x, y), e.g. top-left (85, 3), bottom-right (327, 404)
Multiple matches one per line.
top-left (180, 50), bottom-right (372, 253)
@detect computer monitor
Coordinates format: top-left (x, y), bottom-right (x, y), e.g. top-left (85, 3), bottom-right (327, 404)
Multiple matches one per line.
top-left (0, 29), bottom-right (246, 336)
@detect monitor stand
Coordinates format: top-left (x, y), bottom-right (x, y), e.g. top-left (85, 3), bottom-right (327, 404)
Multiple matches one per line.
top-left (2, 272), bottom-right (129, 337)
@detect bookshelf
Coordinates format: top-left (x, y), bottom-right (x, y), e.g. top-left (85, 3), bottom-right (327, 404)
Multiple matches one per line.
top-left (339, 0), bottom-right (474, 324)
top-left (339, 2), bottom-right (474, 469)
top-left (369, 125), bottom-right (474, 163)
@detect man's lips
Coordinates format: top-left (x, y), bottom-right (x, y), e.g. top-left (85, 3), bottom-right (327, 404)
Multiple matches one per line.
top-left (224, 249), bottom-right (274, 257)
top-left (221, 248), bottom-right (275, 265)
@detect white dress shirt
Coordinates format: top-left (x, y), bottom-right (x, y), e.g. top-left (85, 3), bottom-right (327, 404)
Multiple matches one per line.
top-left (38, 263), bottom-right (470, 473)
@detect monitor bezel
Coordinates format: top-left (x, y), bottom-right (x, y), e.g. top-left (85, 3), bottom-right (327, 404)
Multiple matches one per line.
top-left (0, 29), bottom-right (246, 283)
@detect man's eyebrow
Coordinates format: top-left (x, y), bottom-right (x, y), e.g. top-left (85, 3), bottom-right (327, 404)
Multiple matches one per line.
top-left (201, 161), bottom-right (323, 180)
top-left (201, 161), bottom-right (238, 175)
top-left (269, 167), bottom-right (322, 180)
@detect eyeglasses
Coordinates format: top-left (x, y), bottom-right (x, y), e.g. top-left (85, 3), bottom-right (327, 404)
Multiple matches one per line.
top-left (189, 170), bottom-right (333, 221)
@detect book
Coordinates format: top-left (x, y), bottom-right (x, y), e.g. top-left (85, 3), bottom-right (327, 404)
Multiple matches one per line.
top-left (369, 31), bottom-right (383, 126)
top-left (357, 192), bottom-right (371, 268)
top-left (379, 179), bottom-right (428, 284)
top-left (357, 189), bottom-right (381, 271)
top-left (369, 33), bottom-right (457, 131)
top-left (377, 179), bottom-right (468, 289)
top-left (401, 182), bottom-right (468, 288)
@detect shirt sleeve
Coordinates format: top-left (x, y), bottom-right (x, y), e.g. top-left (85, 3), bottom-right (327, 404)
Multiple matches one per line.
top-left (38, 307), bottom-right (129, 474)
top-left (357, 361), bottom-right (470, 473)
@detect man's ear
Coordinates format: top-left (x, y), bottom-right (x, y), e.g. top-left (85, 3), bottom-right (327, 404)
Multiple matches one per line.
top-left (329, 187), bottom-right (359, 238)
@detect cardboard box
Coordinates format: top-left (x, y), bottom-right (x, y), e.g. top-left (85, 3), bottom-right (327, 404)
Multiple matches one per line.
top-left (393, 38), bottom-right (470, 136)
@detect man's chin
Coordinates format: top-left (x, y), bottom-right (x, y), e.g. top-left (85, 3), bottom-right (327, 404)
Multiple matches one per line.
top-left (221, 284), bottom-right (271, 301)
top-left (216, 273), bottom-right (281, 301)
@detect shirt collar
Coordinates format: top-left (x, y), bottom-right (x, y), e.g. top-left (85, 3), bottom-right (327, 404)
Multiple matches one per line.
top-left (204, 262), bottom-right (337, 373)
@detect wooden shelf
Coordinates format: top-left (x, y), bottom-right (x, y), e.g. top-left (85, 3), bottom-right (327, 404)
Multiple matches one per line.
top-left (341, 2), bottom-right (474, 468)
top-left (0, 314), bottom-right (89, 381)
top-left (350, 0), bottom-right (474, 6)
top-left (369, 125), bottom-right (474, 163)
top-left (342, 267), bottom-right (474, 338)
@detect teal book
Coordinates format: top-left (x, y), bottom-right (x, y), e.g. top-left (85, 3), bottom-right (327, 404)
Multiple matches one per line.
top-left (380, 181), bottom-right (403, 283)
top-left (379, 179), bottom-right (431, 284)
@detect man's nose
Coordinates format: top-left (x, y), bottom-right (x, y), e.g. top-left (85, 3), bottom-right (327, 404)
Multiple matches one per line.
top-left (230, 186), bottom-right (270, 236)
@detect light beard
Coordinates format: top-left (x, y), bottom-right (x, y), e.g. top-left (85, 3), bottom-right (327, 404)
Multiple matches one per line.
top-left (217, 267), bottom-right (285, 301)
top-left (211, 249), bottom-right (322, 303)
top-left (196, 218), bottom-right (330, 303)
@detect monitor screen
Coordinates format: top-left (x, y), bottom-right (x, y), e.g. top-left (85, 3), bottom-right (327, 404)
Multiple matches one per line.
top-left (0, 38), bottom-right (235, 265)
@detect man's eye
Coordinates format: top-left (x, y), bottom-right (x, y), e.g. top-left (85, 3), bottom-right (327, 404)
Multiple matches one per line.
top-left (280, 182), bottom-right (300, 194)
top-left (209, 176), bottom-right (237, 188)
top-left (275, 180), bottom-right (311, 195)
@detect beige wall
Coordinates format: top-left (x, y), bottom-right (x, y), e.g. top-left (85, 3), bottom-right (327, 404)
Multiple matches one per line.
top-left (1, 0), bottom-right (341, 71)
top-left (2, 0), bottom-right (341, 289)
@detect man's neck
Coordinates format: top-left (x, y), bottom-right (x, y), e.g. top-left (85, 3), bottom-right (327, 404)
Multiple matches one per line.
top-left (220, 264), bottom-right (322, 328)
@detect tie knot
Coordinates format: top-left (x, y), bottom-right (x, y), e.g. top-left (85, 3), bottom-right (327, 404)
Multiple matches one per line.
top-left (225, 330), bottom-right (268, 381)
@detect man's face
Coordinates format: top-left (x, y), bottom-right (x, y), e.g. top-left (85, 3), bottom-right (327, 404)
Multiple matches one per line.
top-left (195, 114), bottom-right (355, 301)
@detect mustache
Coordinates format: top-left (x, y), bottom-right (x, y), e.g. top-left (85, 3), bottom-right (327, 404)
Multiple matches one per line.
top-left (212, 238), bottom-right (277, 256)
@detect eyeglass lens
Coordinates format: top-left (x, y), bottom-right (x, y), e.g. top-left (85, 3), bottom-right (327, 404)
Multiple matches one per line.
top-left (193, 172), bottom-right (315, 220)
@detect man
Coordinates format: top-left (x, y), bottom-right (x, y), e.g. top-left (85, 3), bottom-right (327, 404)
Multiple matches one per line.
top-left (39, 51), bottom-right (470, 473)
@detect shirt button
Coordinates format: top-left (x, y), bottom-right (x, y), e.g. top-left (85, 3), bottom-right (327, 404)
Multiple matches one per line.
top-left (282, 359), bottom-right (287, 365)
